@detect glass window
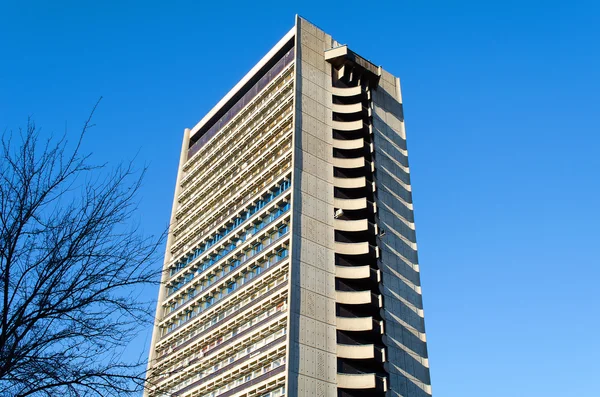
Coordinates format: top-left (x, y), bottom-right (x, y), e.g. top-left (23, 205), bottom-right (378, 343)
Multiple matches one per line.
top-left (277, 248), bottom-right (288, 259)
top-left (227, 282), bottom-right (237, 294)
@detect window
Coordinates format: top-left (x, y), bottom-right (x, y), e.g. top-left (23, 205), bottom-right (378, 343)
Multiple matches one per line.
top-left (227, 282), bottom-right (237, 294)
top-left (277, 248), bottom-right (288, 260)
top-left (278, 224), bottom-right (288, 235)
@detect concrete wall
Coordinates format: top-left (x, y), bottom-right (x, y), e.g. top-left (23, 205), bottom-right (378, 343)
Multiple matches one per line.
top-left (372, 71), bottom-right (432, 396)
top-left (286, 16), bottom-right (339, 397)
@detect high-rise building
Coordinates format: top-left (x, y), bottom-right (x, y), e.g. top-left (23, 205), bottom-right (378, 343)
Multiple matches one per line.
top-left (146, 16), bottom-right (431, 397)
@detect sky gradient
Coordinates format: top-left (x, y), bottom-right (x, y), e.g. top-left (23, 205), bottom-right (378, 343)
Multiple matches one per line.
top-left (1, 1), bottom-right (599, 396)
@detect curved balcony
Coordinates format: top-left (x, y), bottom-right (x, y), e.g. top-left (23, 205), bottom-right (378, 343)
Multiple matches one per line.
top-left (332, 137), bottom-right (364, 150)
top-left (332, 102), bottom-right (363, 114)
top-left (336, 316), bottom-right (373, 331)
top-left (331, 86), bottom-right (362, 97)
top-left (337, 343), bottom-right (376, 360)
top-left (334, 197), bottom-right (367, 210)
top-left (335, 265), bottom-right (370, 279)
top-left (333, 176), bottom-right (366, 189)
top-left (336, 290), bottom-right (372, 305)
top-left (332, 119), bottom-right (364, 132)
top-left (332, 157), bottom-right (365, 169)
top-left (334, 241), bottom-right (369, 255)
top-left (334, 218), bottom-right (368, 232)
top-left (337, 373), bottom-right (376, 389)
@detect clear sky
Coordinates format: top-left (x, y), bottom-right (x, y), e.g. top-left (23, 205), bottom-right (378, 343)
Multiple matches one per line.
top-left (1, 1), bottom-right (599, 396)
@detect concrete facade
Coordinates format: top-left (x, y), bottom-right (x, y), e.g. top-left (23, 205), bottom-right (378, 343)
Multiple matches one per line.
top-left (372, 65), bottom-right (432, 397)
top-left (287, 16), bottom-right (338, 397)
top-left (146, 16), bottom-right (431, 397)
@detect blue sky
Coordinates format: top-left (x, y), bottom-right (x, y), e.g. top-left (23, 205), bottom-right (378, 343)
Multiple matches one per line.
top-left (1, 1), bottom-right (599, 396)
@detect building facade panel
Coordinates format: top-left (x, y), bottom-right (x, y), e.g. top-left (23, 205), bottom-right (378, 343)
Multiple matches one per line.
top-left (286, 16), bottom-right (339, 397)
top-left (372, 70), bottom-right (432, 397)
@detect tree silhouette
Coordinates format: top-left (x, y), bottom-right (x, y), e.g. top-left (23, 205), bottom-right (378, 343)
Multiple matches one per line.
top-left (0, 104), bottom-right (164, 396)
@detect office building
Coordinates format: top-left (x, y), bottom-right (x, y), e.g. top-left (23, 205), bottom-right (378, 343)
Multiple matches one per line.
top-left (146, 16), bottom-right (432, 397)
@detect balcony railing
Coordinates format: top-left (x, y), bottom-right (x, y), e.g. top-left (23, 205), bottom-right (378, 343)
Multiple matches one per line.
top-left (163, 244), bottom-right (289, 334)
top-left (187, 47), bottom-right (294, 159)
top-left (168, 182), bottom-right (290, 278)
top-left (160, 282), bottom-right (287, 358)
top-left (165, 228), bottom-right (290, 315)
top-left (336, 316), bottom-right (374, 332)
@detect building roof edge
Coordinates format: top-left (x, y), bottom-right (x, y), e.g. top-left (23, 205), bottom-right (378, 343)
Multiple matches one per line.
top-left (189, 26), bottom-right (296, 139)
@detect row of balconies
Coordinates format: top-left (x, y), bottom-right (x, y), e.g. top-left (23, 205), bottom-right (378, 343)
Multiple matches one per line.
top-left (184, 58), bottom-right (294, 170)
top-left (158, 299), bottom-right (288, 389)
top-left (167, 343), bottom-right (287, 397)
top-left (175, 123), bottom-right (293, 231)
top-left (168, 178), bottom-right (291, 279)
top-left (162, 239), bottom-right (289, 326)
top-left (157, 260), bottom-right (289, 358)
top-left (165, 213), bottom-right (290, 309)
top-left (157, 281), bottom-right (288, 362)
top-left (171, 171), bottom-right (291, 263)
top-left (153, 331), bottom-right (287, 397)
top-left (329, 60), bottom-right (388, 394)
top-left (166, 199), bottom-right (290, 298)
top-left (154, 59), bottom-right (291, 396)
top-left (177, 112), bottom-right (292, 220)
top-left (156, 317), bottom-right (286, 392)
top-left (157, 318), bottom-right (287, 385)
top-left (160, 264), bottom-right (289, 357)
top-left (155, 300), bottom-right (288, 378)
top-left (172, 148), bottom-right (293, 251)
top-left (178, 95), bottom-right (294, 208)
top-left (182, 68), bottom-right (294, 181)
top-left (213, 365), bottom-right (286, 397)
top-left (223, 377), bottom-right (286, 397)
top-left (171, 153), bottom-right (292, 255)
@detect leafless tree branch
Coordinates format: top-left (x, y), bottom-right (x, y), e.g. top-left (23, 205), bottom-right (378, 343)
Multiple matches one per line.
top-left (0, 103), bottom-right (166, 396)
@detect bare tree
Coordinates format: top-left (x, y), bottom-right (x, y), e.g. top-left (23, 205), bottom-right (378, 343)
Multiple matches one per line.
top-left (0, 105), bottom-right (164, 396)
